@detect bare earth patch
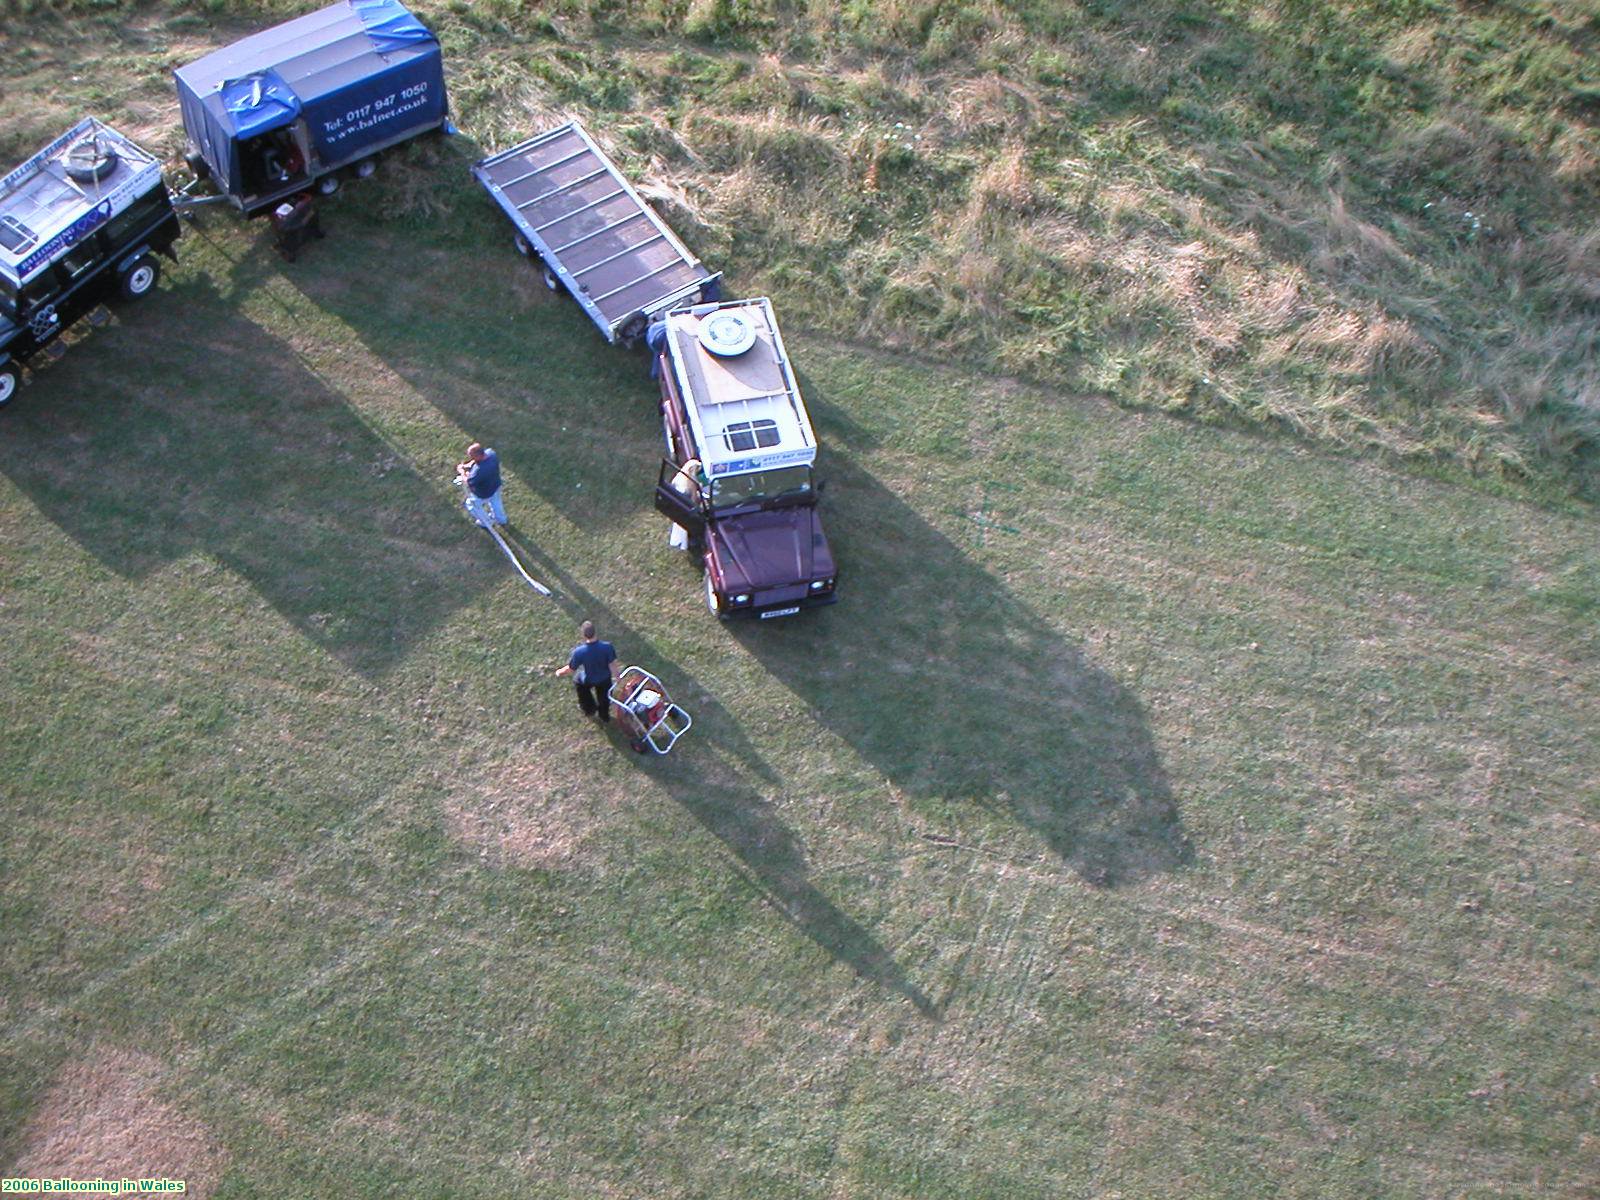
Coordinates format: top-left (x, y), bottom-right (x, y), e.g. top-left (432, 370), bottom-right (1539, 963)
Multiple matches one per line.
top-left (11, 1048), bottom-right (229, 1195)
top-left (446, 732), bottom-right (625, 870)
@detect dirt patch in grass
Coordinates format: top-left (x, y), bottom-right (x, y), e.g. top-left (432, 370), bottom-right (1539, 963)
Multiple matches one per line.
top-left (11, 1047), bottom-right (229, 1194)
top-left (445, 731), bottom-right (624, 870)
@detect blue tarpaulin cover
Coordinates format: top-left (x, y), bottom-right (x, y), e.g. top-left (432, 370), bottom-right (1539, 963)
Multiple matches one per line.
top-left (353, 0), bottom-right (434, 52)
top-left (174, 0), bottom-right (446, 203)
top-left (219, 70), bottom-right (301, 139)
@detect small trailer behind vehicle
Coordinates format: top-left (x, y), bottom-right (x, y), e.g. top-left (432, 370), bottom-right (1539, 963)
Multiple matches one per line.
top-left (174, 0), bottom-right (449, 217)
top-left (472, 121), bottom-right (720, 345)
top-left (0, 119), bottom-right (181, 407)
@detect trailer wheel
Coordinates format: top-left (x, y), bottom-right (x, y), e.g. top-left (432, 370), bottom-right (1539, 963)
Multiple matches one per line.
top-left (355, 157), bottom-right (378, 179)
top-left (119, 257), bottom-right (159, 301)
top-left (316, 174), bottom-right (341, 197)
top-left (184, 146), bottom-right (211, 181)
top-left (512, 233), bottom-right (532, 257)
top-left (542, 264), bottom-right (562, 293)
top-left (0, 364), bottom-right (19, 410)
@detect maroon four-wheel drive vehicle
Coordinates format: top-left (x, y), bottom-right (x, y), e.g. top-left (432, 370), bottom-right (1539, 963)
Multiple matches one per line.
top-left (649, 298), bottom-right (838, 620)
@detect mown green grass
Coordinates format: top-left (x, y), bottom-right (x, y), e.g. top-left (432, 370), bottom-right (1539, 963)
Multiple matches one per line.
top-left (3, 4), bottom-right (1599, 1197)
top-left (3, 207), bottom-right (1597, 1195)
top-left (5, 0), bottom-right (1597, 493)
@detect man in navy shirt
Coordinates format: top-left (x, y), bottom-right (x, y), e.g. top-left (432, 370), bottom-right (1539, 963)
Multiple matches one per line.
top-left (456, 442), bottom-right (505, 528)
top-left (555, 620), bottom-right (618, 723)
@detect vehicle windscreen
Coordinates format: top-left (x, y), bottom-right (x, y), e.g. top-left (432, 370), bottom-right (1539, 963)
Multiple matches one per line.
top-left (709, 465), bottom-right (813, 510)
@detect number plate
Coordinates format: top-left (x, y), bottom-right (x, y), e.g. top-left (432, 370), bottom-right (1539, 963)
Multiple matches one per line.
top-left (759, 605), bottom-right (801, 619)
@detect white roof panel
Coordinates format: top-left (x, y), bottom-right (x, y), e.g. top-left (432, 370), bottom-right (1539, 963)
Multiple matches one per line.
top-left (0, 118), bottom-right (165, 287)
top-left (663, 298), bottom-right (818, 474)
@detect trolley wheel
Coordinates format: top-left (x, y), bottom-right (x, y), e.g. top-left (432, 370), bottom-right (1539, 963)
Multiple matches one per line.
top-left (631, 739), bottom-right (648, 754)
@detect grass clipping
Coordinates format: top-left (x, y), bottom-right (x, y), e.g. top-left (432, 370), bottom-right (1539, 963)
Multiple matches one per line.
top-left (10, 1048), bottom-right (229, 1195)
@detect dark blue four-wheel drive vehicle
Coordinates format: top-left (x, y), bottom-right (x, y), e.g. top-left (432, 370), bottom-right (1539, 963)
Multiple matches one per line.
top-left (0, 119), bottom-right (181, 408)
top-left (175, 0), bottom-right (450, 216)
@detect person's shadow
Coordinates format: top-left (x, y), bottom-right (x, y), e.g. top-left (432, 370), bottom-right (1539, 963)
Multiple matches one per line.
top-left (730, 390), bottom-right (1190, 888)
top-left (0, 276), bottom-right (496, 675)
top-left (507, 531), bottom-right (937, 1015)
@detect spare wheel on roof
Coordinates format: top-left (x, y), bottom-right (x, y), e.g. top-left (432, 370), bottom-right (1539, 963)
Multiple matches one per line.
top-left (64, 137), bottom-right (119, 184)
top-left (699, 310), bottom-right (757, 357)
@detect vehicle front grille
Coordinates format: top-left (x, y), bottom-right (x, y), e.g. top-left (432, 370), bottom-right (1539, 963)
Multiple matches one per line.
top-left (754, 584), bottom-right (809, 606)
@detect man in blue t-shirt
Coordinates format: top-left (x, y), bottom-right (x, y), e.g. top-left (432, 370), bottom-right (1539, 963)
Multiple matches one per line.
top-left (554, 619), bottom-right (618, 723)
top-left (456, 442), bottom-right (505, 528)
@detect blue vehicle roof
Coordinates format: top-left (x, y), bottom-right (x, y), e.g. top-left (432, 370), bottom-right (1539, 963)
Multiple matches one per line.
top-left (174, 0), bottom-right (436, 141)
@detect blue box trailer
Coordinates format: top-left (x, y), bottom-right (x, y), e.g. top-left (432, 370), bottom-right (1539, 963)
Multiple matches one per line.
top-left (174, 0), bottom-right (448, 215)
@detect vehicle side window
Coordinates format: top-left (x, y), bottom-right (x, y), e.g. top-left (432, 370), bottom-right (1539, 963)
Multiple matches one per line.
top-left (102, 189), bottom-right (170, 249)
top-left (59, 239), bottom-right (100, 281)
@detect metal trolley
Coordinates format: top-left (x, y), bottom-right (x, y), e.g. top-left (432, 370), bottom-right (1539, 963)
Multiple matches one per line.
top-left (608, 665), bottom-right (692, 755)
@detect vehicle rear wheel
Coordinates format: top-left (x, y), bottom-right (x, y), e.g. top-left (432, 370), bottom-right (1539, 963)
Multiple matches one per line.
top-left (0, 364), bottom-right (19, 410)
top-left (119, 257), bottom-right (159, 301)
top-left (316, 174), bottom-right (340, 197)
top-left (354, 157), bottom-right (378, 179)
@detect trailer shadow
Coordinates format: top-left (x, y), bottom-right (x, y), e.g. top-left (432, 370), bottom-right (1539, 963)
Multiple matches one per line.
top-left (509, 533), bottom-right (933, 1015)
top-left (730, 440), bottom-right (1190, 889)
top-left (0, 277), bottom-right (494, 676)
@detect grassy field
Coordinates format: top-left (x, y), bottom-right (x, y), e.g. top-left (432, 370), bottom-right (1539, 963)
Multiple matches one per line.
top-left (4, 2), bottom-right (1600, 1197)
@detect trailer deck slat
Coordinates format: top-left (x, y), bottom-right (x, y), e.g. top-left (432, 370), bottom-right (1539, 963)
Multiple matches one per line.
top-left (472, 120), bottom-right (718, 343)
top-left (513, 165), bottom-right (612, 212)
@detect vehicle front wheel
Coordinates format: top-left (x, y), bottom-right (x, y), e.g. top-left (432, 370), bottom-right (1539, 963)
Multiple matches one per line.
top-left (119, 257), bottom-right (159, 300)
top-left (0, 364), bottom-right (19, 410)
top-left (704, 568), bottom-right (729, 620)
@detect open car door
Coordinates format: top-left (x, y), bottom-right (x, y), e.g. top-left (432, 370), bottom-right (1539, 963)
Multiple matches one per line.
top-left (654, 459), bottom-right (706, 537)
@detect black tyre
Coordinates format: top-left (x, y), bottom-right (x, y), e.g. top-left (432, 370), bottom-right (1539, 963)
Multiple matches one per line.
top-left (704, 567), bottom-right (728, 620)
top-left (64, 137), bottom-right (118, 183)
top-left (315, 173), bottom-right (340, 197)
top-left (184, 146), bottom-right (211, 181)
top-left (512, 232), bottom-right (532, 257)
top-left (119, 257), bottom-right (159, 301)
top-left (0, 364), bottom-right (19, 410)
top-left (542, 264), bottom-right (561, 293)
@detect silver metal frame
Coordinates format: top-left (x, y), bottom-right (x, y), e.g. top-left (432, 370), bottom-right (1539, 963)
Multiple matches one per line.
top-left (607, 666), bottom-right (692, 755)
top-left (472, 120), bottom-right (719, 343)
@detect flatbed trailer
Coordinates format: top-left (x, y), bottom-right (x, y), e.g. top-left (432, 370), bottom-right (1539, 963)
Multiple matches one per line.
top-left (472, 121), bottom-right (719, 345)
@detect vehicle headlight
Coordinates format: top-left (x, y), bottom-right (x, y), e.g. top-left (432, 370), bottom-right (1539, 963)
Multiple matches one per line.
top-left (810, 579), bottom-right (831, 590)
top-left (733, 593), bottom-right (751, 604)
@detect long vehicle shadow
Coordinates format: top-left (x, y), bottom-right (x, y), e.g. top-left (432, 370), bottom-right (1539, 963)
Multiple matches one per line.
top-left (511, 535), bottom-right (934, 1014)
top-left (0, 277), bottom-right (495, 676)
top-left (731, 412), bottom-right (1190, 888)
